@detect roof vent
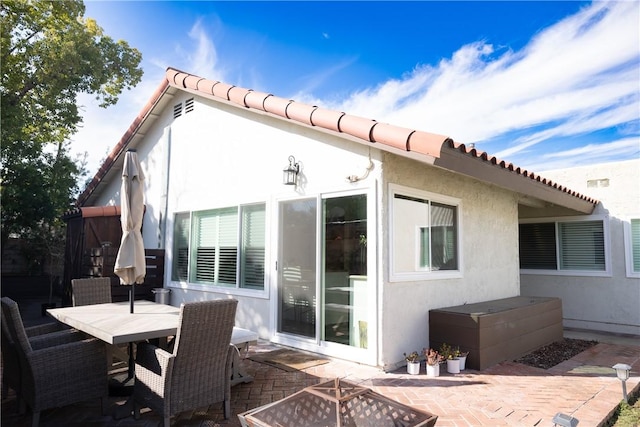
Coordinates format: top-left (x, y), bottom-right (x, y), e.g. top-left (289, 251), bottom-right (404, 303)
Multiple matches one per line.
top-left (587, 178), bottom-right (609, 188)
top-left (173, 103), bottom-right (183, 119)
top-left (185, 98), bottom-right (194, 114)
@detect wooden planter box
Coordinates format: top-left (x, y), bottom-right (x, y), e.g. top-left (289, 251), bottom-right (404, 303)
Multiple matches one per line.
top-left (429, 296), bottom-right (563, 370)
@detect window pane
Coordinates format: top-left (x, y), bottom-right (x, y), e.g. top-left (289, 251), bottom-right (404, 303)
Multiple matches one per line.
top-left (519, 223), bottom-right (557, 269)
top-left (558, 221), bottom-right (605, 271)
top-left (217, 209), bottom-right (239, 285)
top-left (172, 213), bottom-right (190, 281)
top-left (191, 208), bottom-right (238, 285)
top-left (419, 227), bottom-right (430, 268)
top-left (241, 204), bottom-right (265, 289)
top-left (323, 194), bottom-right (368, 347)
top-left (431, 202), bottom-right (457, 270)
top-left (393, 194), bottom-right (429, 273)
top-left (392, 192), bottom-right (458, 274)
top-left (632, 219), bottom-right (640, 273)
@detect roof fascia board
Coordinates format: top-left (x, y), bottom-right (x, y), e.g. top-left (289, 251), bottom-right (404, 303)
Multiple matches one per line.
top-left (435, 149), bottom-right (596, 214)
top-left (77, 80), bottom-right (173, 206)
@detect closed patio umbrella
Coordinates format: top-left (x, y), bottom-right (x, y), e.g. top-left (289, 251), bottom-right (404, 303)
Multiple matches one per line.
top-left (114, 149), bottom-right (146, 314)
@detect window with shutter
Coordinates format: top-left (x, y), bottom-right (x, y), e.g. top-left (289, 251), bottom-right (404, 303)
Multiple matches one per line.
top-left (241, 204), bottom-right (266, 289)
top-left (171, 203), bottom-right (266, 290)
top-left (519, 217), bottom-right (608, 275)
top-left (171, 212), bottom-right (190, 281)
top-left (624, 218), bottom-right (640, 278)
top-left (632, 219), bottom-right (640, 273)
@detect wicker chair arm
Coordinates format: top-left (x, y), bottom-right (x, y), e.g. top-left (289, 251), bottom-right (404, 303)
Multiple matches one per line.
top-left (136, 342), bottom-right (174, 376)
top-left (27, 338), bottom-right (107, 399)
top-left (29, 338), bottom-right (106, 369)
top-left (25, 322), bottom-right (68, 337)
top-left (30, 329), bottom-right (87, 350)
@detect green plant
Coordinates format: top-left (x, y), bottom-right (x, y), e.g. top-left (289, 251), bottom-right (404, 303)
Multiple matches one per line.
top-left (404, 351), bottom-right (420, 363)
top-left (604, 386), bottom-right (640, 426)
top-left (439, 343), bottom-right (460, 360)
top-left (423, 348), bottom-right (444, 366)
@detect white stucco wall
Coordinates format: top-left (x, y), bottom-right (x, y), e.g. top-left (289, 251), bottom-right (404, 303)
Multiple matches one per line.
top-left (115, 92), bottom-right (386, 347)
top-left (91, 91), bottom-right (529, 368)
top-left (379, 154), bottom-right (521, 368)
top-left (520, 159), bottom-right (640, 336)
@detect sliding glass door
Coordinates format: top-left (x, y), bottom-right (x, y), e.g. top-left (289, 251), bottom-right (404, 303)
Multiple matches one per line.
top-left (277, 198), bottom-right (317, 337)
top-left (276, 192), bottom-right (372, 358)
top-left (322, 194), bottom-right (368, 348)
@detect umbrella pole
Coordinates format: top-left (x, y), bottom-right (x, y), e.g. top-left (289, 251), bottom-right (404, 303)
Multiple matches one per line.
top-left (127, 283), bottom-right (135, 381)
top-left (129, 283), bottom-right (135, 313)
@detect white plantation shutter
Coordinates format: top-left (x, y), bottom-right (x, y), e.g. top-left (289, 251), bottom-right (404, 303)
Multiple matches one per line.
top-left (173, 204), bottom-right (265, 289)
top-left (191, 208), bottom-right (238, 285)
top-left (558, 221), bottom-right (605, 270)
top-left (172, 213), bottom-right (190, 281)
top-left (241, 204), bottom-right (266, 289)
top-left (193, 212), bottom-right (218, 283)
top-left (631, 219), bottom-right (640, 273)
top-left (217, 209), bottom-right (238, 284)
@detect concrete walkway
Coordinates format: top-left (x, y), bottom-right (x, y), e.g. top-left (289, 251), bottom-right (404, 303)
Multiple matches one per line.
top-left (2, 298), bottom-right (639, 426)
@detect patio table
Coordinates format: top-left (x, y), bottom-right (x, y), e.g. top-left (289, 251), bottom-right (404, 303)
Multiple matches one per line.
top-left (47, 300), bottom-right (258, 385)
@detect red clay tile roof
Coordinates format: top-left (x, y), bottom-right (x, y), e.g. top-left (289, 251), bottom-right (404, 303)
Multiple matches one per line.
top-left (76, 67), bottom-right (597, 212)
top-left (62, 205), bottom-right (121, 219)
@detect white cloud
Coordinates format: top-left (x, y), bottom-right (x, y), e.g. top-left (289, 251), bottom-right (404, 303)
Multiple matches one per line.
top-left (74, 1), bottom-right (639, 179)
top-left (526, 137), bottom-right (640, 172)
top-left (319, 1), bottom-right (639, 169)
top-left (72, 15), bottom-right (225, 177)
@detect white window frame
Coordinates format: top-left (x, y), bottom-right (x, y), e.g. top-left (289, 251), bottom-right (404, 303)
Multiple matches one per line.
top-left (389, 183), bottom-right (462, 282)
top-left (623, 216), bottom-right (640, 278)
top-left (519, 215), bottom-right (611, 277)
top-left (169, 202), bottom-right (268, 295)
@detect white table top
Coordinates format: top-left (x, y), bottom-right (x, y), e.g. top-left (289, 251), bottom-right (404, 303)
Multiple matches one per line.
top-left (47, 300), bottom-right (258, 346)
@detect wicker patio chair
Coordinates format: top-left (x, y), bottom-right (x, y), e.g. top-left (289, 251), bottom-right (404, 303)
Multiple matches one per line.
top-left (1, 297), bottom-right (108, 427)
top-left (1, 307), bottom-right (70, 411)
top-left (71, 277), bottom-right (112, 306)
top-left (71, 277), bottom-right (129, 369)
top-left (133, 299), bottom-right (238, 427)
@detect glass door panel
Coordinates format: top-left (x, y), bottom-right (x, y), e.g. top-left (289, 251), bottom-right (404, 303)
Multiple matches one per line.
top-left (322, 194), bottom-right (368, 348)
top-left (278, 199), bottom-right (317, 338)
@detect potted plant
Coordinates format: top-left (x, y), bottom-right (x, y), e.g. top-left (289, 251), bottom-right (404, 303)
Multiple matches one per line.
top-left (423, 348), bottom-right (443, 377)
top-left (404, 351), bottom-right (420, 375)
top-left (458, 349), bottom-right (469, 370)
top-left (439, 343), bottom-right (461, 374)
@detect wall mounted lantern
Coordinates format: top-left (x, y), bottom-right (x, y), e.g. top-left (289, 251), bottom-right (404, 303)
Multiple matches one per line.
top-left (612, 363), bottom-right (632, 402)
top-left (283, 155), bottom-right (300, 186)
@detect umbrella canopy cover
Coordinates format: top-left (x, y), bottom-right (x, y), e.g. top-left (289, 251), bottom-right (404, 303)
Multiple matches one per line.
top-left (114, 151), bottom-right (146, 285)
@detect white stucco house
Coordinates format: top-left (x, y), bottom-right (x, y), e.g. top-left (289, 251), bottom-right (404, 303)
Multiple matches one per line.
top-left (76, 67), bottom-right (638, 370)
top-left (520, 159), bottom-right (640, 337)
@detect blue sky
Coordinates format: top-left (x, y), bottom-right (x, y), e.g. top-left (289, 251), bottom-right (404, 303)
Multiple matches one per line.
top-left (75, 1), bottom-right (640, 177)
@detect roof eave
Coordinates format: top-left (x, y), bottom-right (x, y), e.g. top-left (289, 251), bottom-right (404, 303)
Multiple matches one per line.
top-left (76, 79), bottom-right (173, 206)
top-left (434, 148), bottom-right (596, 214)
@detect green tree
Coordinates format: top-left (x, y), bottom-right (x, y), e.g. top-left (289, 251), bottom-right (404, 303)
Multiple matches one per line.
top-left (0, 0), bottom-right (143, 261)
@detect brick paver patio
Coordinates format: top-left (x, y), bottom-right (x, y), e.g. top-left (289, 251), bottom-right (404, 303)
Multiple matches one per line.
top-left (2, 298), bottom-right (639, 426)
top-left (2, 337), bottom-right (639, 427)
